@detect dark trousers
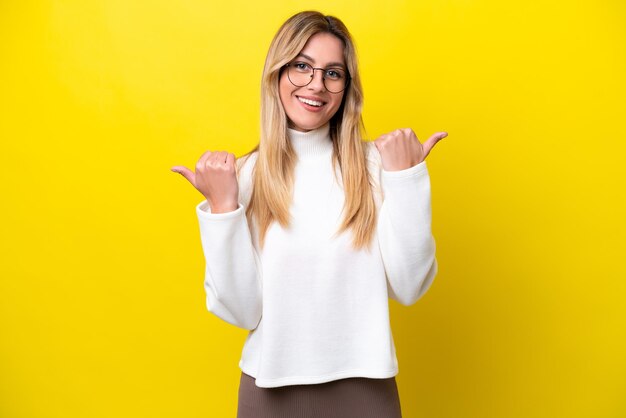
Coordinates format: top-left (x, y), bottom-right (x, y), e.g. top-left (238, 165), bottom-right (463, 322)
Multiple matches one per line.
top-left (237, 371), bottom-right (402, 418)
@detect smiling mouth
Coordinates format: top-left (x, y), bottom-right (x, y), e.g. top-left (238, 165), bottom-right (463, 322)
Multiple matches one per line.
top-left (296, 96), bottom-right (326, 107)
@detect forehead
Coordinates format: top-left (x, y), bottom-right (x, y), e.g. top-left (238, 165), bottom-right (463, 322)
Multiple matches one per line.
top-left (297, 32), bottom-right (345, 67)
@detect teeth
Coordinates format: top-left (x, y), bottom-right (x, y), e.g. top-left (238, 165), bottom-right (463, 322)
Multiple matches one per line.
top-left (298, 96), bottom-right (324, 107)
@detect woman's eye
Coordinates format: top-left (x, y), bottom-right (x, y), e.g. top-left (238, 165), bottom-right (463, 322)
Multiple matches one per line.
top-left (326, 70), bottom-right (342, 79)
top-left (295, 62), bottom-right (308, 70)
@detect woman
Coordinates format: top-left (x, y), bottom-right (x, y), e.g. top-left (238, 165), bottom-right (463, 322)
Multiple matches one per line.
top-left (172, 10), bottom-right (447, 418)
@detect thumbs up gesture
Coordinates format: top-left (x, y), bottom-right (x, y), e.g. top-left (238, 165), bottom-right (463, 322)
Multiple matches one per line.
top-left (374, 128), bottom-right (447, 171)
top-left (171, 151), bottom-right (239, 214)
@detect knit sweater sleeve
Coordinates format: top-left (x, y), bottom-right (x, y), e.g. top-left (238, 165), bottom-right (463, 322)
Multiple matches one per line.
top-left (195, 153), bottom-right (262, 330)
top-left (367, 142), bottom-right (438, 306)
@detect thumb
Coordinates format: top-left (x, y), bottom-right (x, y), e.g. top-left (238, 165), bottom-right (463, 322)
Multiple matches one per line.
top-left (171, 165), bottom-right (196, 188)
top-left (422, 131), bottom-right (447, 157)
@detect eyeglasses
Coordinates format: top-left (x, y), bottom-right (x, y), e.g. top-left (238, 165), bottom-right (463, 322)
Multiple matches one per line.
top-left (283, 62), bottom-right (350, 93)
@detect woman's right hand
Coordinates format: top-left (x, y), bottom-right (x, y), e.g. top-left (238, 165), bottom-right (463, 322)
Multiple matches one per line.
top-left (171, 151), bottom-right (239, 214)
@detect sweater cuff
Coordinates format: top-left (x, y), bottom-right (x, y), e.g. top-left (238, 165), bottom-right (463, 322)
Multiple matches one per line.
top-left (381, 160), bottom-right (428, 179)
top-left (196, 200), bottom-right (244, 220)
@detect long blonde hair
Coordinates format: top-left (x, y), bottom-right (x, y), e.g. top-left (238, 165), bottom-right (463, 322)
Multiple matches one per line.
top-left (241, 10), bottom-right (376, 251)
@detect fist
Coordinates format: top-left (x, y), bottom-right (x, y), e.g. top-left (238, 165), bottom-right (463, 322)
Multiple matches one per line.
top-left (374, 128), bottom-right (447, 171)
top-left (171, 151), bottom-right (239, 214)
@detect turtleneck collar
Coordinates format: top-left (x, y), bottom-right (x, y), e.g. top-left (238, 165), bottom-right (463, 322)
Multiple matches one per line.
top-left (287, 122), bottom-right (333, 159)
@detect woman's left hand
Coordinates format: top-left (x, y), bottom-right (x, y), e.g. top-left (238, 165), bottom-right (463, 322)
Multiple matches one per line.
top-left (374, 128), bottom-right (447, 171)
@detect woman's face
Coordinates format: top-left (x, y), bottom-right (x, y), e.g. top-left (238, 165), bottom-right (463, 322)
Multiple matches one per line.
top-left (279, 32), bottom-right (346, 132)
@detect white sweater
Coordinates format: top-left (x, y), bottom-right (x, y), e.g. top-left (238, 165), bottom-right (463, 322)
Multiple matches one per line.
top-left (196, 122), bottom-right (437, 388)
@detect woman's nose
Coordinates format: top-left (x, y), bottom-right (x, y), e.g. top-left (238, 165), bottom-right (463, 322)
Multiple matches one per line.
top-left (307, 69), bottom-right (326, 91)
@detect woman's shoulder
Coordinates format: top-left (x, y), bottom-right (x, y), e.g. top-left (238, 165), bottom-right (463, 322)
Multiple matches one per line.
top-left (235, 150), bottom-right (259, 207)
top-left (236, 150), bottom-right (259, 174)
top-left (363, 140), bottom-right (382, 167)
top-left (362, 140), bottom-right (383, 178)
top-left (361, 140), bottom-right (384, 199)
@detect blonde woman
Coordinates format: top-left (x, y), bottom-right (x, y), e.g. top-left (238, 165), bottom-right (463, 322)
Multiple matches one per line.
top-left (172, 10), bottom-right (447, 418)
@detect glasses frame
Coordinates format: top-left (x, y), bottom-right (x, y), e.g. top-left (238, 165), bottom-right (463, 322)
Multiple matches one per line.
top-left (283, 62), bottom-right (351, 93)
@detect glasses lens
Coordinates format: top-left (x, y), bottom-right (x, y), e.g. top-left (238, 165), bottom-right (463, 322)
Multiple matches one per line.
top-left (287, 62), bottom-right (313, 87)
top-left (323, 68), bottom-right (347, 93)
top-left (287, 63), bottom-right (348, 93)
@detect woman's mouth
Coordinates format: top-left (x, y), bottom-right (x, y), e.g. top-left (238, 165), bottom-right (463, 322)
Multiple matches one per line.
top-left (296, 96), bottom-right (326, 112)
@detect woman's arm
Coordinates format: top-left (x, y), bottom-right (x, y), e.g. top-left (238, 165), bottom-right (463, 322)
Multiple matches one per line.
top-left (377, 159), bottom-right (438, 306)
top-left (195, 153), bottom-right (262, 330)
top-left (367, 140), bottom-right (439, 306)
top-left (196, 202), bottom-right (263, 330)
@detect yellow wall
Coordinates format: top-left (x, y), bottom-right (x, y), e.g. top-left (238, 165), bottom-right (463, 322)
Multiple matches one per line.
top-left (1, 1), bottom-right (624, 417)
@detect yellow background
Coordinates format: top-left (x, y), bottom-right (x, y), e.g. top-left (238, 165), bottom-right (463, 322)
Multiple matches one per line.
top-left (1, 1), bottom-right (625, 417)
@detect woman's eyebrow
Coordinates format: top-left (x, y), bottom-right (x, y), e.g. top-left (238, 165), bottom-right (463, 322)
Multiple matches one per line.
top-left (296, 53), bottom-right (346, 69)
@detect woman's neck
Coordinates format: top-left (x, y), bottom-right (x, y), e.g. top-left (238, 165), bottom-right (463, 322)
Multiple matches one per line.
top-left (287, 122), bottom-right (333, 159)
